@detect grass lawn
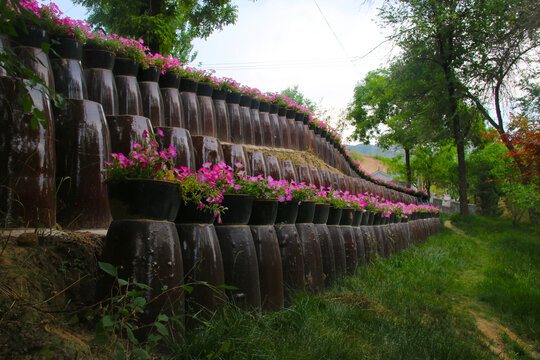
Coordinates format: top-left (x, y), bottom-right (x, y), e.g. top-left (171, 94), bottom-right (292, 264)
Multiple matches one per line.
top-left (166, 215), bottom-right (539, 359)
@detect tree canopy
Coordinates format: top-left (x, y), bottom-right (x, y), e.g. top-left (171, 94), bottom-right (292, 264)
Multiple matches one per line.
top-left (74, 0), bottom-right (238, 60)
top-left (347, 0), bottom-right (540, 214)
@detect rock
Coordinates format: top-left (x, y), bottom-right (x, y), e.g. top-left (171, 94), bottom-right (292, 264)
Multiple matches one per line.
top-left (17, 233), bottom-right (38, 247)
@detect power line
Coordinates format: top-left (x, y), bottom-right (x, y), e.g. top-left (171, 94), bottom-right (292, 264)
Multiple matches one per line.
top-left (312, 0), bottom-right (361, 76)
top-left (201, 54), bottom-right (384, 67)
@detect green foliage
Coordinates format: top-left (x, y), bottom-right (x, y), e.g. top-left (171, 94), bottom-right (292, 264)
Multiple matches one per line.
top-left (346, 66), bottom-right (433, 150)
top-left (95, 262), bottom-right (182, 359)
top-left (467, 142), bottom-right (507, 217)
top-left (375, 0), bottom-right (539, 214)
top-left (281, 85), bottom-right (317, 112)
top-left (517, 74), bottom-right (540, 121)
top-left (384, 143), bottom-right (458, 195)
top-left (499, 181), bottom-right (539, 226)
top-left (74, 0), bottom-right (238, 60)
top-left (0, 0), bottom-right (66, 129)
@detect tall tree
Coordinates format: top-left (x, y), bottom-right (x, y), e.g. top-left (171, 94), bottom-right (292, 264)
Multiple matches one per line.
top-left (75, 0), bottom-right (238, 60)
top-left (463, 1), bottom-right (540, 178)
top-left (346, 60), bottom-right (440, 188)
top-left (377, 0), bottom-right (539, 214)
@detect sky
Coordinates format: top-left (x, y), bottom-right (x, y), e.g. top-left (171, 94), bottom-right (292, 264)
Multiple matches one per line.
top-left (47, 0), bottom-right (396, 144)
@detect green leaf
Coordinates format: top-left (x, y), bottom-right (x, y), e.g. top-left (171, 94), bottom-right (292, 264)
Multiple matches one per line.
top-left (32, 107), bottom-right (44, 118)
top-left (30, 116), bottom-right (38, 130)
top-left (219, 284), bottom-right (238, 290)
top-left (134, 282), bottom-right (152, 291)
top-left (22, 96), bottom-right (33, 113)
top-left (5, 23), bottom-right (18, 37)
top-left (133, 297), bottom-right (146, 308)
top-left (147, 334), bottom-right (162, 343)
top-left (102, 315), bottom-right (114, 327)
top-left (157, 314), bottom-right (168, 322)
top-left (98, 262), bottom-right (117, 277)
top-left (183, 285), bottom-right (194, 293)
top-left (126, 290), bottom-right (145, 297)
top-left (117, 278), bottom-right (129, 286)
top-left (154, 321), bottom-right (168, 336)
top-left (41, 42), bottom-right (50, 53)
top-left (131, 348), bottom-right (151, 359)
top-left (126, 328), bottom-right (139, 345)
top-left (92, 333), bottom-right (108, 345)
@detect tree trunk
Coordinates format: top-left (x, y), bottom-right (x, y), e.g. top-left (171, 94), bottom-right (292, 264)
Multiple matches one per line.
top-left (405, 147), bottom-right (412, 188)
top-left (436, 26), bottom-right (469, 216)
top-left (456, 140), bottom-right (469, 215)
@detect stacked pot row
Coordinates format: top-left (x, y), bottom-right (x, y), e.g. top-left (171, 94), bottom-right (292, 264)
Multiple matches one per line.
top-left (101, 179), bottom-right (441, 338)
top-left (0, 33), bottom-right (422, 229)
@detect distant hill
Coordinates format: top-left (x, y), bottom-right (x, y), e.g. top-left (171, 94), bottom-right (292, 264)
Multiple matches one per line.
top-left (346, 144), bottom-right (402, 159)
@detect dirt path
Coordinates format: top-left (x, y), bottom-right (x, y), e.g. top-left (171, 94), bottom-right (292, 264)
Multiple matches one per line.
top-left (470, 310), bottom-right (540, 359)
top-left (444, 220), bottom-right (540, 359)
top-left (443, 220), bottom-right (466, 236)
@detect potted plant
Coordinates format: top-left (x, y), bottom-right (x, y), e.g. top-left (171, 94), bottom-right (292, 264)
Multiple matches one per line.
top-left (111, 35), bottom-right (148, 77)
top-left (138, 51), bottom-right (165, 82)
top-left (312, 187), bottom-right (331, 224)
top-left (101, 128), bottom-right (184, 338)
top-left (213, 162), bottom-right (254, 225)
top-left (39, 3), bottom-right (89, 60)
top-left (288, 181), bottom-right (318, 224)
top-left (8, 0), bottom-right (49, 48)
top-left (325, 189), bottom-right (349, 225)
top-left (104, 128), bottom-right (181, 220)
top-left (231, 174), bottom-right (279, 225)
top-left (83, 31), bottom-right (117, 69)
top-left (174, 161), bottom-right (235, 224)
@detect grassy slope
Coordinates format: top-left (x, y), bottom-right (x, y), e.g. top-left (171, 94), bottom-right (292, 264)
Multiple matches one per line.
top-left (167, 216), bottom-right (539, 360)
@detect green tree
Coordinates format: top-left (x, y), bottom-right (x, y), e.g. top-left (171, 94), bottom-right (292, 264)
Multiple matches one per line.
top-left (385, 142), bottom-right (457, 196)
top-left (346, 60), bottom-right (443, 187)
top-left (517, 73), bottom-right (540, 121)
top-left (281, 85), bottom-right (318, 112)
top-left (75, 0), bottom-right (238, 60)
top-left (467, 142), bottom-right (506, 217)
top-left (379, 0), bottom-right (540, 214)
top-left (463, 1), bottom-right (539, 175)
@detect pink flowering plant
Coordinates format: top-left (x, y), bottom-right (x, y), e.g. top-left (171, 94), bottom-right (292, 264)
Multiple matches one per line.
top-left (240, 85), bottom-right (261, 99)
top-left (175, 161), bottom-right (235, 221)
top-left (86, 31), bottom-right (118, 52)
top-left (216, 77), bottom-right (242, 92)
top-left (230, 174), bottom-right (279, 200)
top-left (325, 189), bottom-right (350, 209)
top-left (286, 181), bottom-right (318, 202)
top-left (313, 187), bottom-right (330, 204)
top-left (39, 2), bottom-right (90, 42)
top-left (144, 52), bottom-right (170, 71)
top-left (157, 56), bottom-right (183, 75)
top-left (346, 194), bottom-right (367, 211)
top-left (111, 35), bottom-right (149, 64)
top-left (189, 68), bottom-right (216, 83)
top-left (104, 129), bottom-right (178, 181)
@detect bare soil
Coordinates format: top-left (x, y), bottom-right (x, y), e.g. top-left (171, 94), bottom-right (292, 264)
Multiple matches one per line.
top-left (354, 154), bottom-right (388, 174)
top-left (0, 231), bottom-right (110, 359)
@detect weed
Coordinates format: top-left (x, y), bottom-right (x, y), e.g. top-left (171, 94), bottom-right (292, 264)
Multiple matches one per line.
top-left (93, 261), bottom-right (184, 360)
